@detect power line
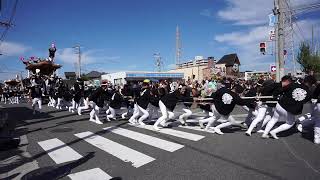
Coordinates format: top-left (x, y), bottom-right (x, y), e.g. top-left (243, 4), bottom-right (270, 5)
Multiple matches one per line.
top-left (0, 0), bottom-right (19, 45)
top-left (282, 2), bottom-right (320, 15)
top-left (293, 20), bottom-right (306, 41)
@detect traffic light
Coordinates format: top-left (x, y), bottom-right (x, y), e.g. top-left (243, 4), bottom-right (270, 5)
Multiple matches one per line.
top-left (260, 42), bottom-right (266, 55)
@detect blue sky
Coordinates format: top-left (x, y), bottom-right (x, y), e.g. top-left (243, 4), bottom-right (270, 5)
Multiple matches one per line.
top-left (0, 0), bottom-right (319, 80)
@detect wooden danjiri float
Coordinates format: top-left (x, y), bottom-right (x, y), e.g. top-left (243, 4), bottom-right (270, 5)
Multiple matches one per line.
top-left (4, 78), bottom-right (20, 87)
top-left (20, 43), bottom-right (61, 76)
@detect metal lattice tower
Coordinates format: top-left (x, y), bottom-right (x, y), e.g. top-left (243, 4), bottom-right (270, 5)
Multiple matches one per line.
top-left (175, 25), bottom-right (181, 67)
top-left (154, 53), bottom-right (163, 72)
top-left (73, 44), bottom-right (81, 78)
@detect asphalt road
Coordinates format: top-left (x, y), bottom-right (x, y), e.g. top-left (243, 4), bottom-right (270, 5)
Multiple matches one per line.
top-left (1, 103), bottom-right (320, 180)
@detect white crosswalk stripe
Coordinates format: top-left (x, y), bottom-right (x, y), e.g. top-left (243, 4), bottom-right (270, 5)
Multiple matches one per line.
top-left (37, 124), bottom-right (208, 171)
top-left (130, 124), bottom-right (205, 141)
top-left (68, 168), bottom-right (112, 180)
top-left (178, 125), bottom-right (216, 134)
top-left (103, 126), bottom-right (184, 152)
top-left (38, 138), bottom-right (82, 164)
top-left (74, 131), bottom-right (155, 168)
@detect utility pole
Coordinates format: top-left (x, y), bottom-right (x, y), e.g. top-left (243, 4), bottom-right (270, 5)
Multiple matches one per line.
top-left (73, 44), bottom-right (81, 78)
top-left (74, 62), bottom-right (78, 75)
top-left (312, 25), bottom-right (314, 53)
top-left (274, 0), bottom-right (285, 82)
top-left (292, 27), bottom-right (296, 75)
top-left (289, 10), bottom-right (296, 76)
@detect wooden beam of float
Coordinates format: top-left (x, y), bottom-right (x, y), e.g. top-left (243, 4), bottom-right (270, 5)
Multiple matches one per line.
top-left (193, 96), bottom-right (274, 101)
top-left (25, 61), bottom-right (62, 76)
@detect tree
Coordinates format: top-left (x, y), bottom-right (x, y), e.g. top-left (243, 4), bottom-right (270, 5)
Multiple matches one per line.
top-left (296, 42), bottom-right (320, 74)
top-left (80, 74), bottom-right (90, 81)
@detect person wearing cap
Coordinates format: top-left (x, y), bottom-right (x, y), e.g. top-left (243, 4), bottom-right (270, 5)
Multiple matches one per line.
top-left (198, 82), bottom-right (254, 134)
top-left (129, 82), bottom-right (151, 125)
top-left (262, 75), bottom-right (312, 139)
top-left (88, 80), bottom-right (109, 124)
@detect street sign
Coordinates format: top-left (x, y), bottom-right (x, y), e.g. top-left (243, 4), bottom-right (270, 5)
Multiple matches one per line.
top-left (269, 29), bottom-right (275, 40)
top-left (268, 14), bottom-right (276, 27)
top-left (270, 65), bottom-right (276, 72)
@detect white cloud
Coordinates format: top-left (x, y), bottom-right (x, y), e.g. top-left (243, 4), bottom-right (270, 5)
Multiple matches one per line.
top-left (0, 71), bottom-right (28, 82)
top-left (0, 41), bottom-right (31, 56)
top-left (214, 18), bottom-right (319, 71)
top-left (200, 9), bottom-right (213, 18)
top-left (292, 19), bottom-right (320, 41)
top-left (217, 0), bottom-right (272, 25)
top-left (215, 26), bottom-right (270, 45)
top-left (167, 63), bottom-right (176, 70)
top-left (56, 48), bottom-right (78, 64)
top-left (214, 0), bottom-right (320, 71)
top-left (56, 48), bottom-right (120, 65)
top-left (217, 0), bottom-right (319, 26)
top-left (105, 56), bottom-right (120, 60)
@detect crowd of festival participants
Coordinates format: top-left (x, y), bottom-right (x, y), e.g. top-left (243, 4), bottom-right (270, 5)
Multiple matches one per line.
top-left (1, 73), bottom-right (320, 144)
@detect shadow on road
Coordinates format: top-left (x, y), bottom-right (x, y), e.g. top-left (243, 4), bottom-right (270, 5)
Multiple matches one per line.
top-left (130, 122), bottom-right (286, 180)
top-left (26, 117), bottom-right (89, 134)
top-left (17, 122), bottom-right (128, 169)
top-left (21, 152), bottom-right (95, 180)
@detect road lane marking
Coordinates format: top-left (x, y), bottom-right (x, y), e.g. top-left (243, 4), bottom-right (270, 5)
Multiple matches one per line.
top-left (130, 124), bottom-right (205, 141)
top-left (74, 131), bottom-right (155, 168)
top-left (178, 125), bottom-right (215, 134)
top-left (68, 168), bottom-right (112, 180)
top-left (103, 126), bottom-right (184, 152)
top-left (38, 138), bottom-right (82, 164)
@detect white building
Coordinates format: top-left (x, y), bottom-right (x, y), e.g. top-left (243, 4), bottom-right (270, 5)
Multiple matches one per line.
top-left (101, 71), bottom-right (184, 85)
top-left (168, 56), bottom-right (214, 81)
